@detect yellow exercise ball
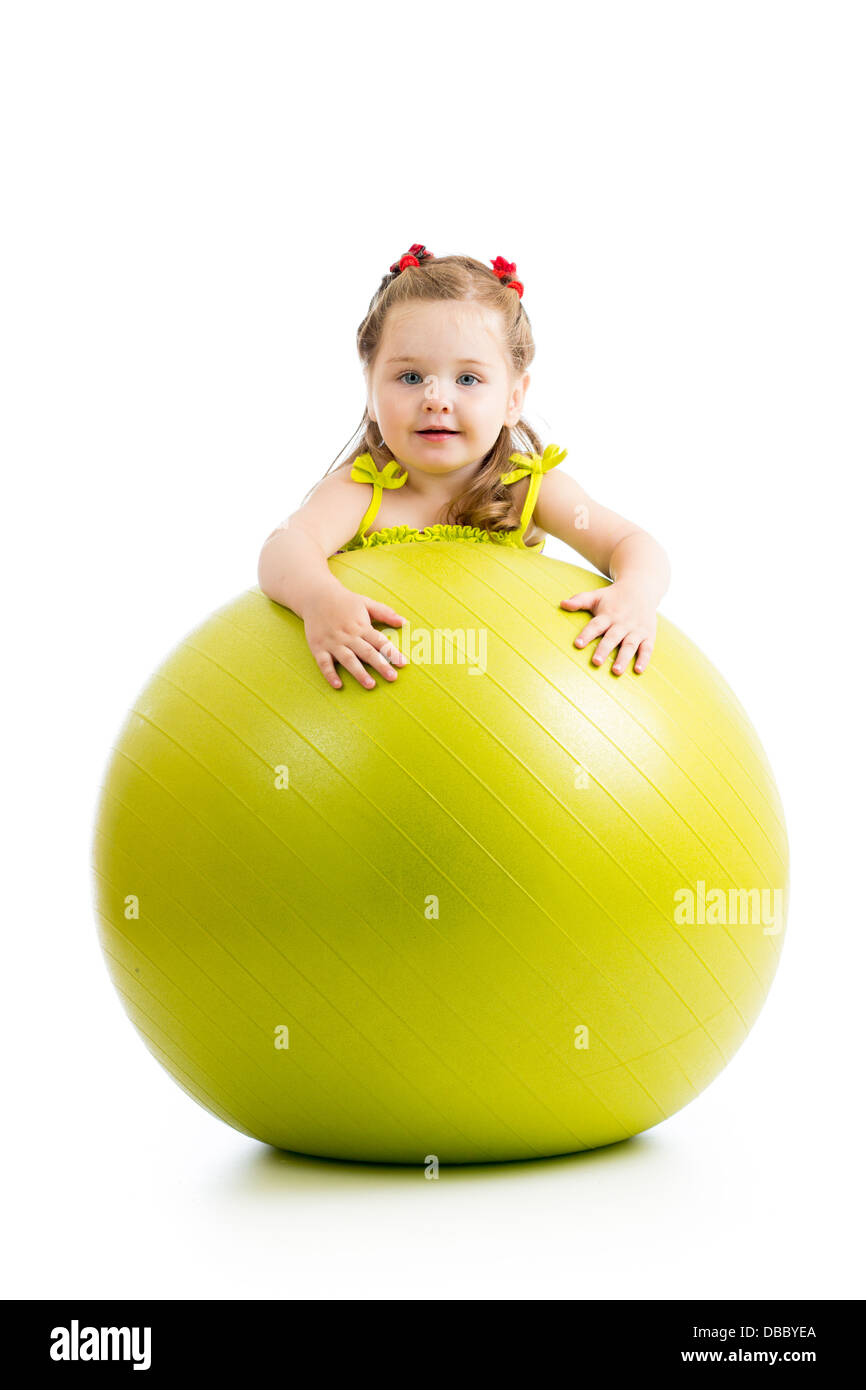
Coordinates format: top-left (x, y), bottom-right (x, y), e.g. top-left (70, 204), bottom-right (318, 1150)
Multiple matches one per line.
top-left (91, 542), bottom-right (788, 1163)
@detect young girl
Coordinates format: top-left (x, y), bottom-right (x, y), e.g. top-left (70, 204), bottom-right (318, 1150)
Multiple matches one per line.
top-left (258, 244), bottom-right (670, 691)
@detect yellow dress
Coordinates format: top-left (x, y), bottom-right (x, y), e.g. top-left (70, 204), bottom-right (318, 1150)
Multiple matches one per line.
top-left (337, 443), bottom-right (567, 553)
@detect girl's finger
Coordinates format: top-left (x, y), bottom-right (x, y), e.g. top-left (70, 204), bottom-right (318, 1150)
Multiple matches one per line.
top-left (634, 639), bottom-right (655, 673)
top-left (560, 591), bottom-right (600, 612)
top-left (574, 614), bottom-right (611, 647)
top-left (611, 637), bottom-right (640, 676)
top-left (335, 646), bottom-right (377, 690)
top-left (353, 636), bottom-right (400, 682)
top-left (315, 651), bottom-right (343, 689)
top-left (368, 629), bottom-right (409, 668)
top-left (591, 625), bottom-right (628, 667)
top-left (365, 598), bottom-right (406, 627)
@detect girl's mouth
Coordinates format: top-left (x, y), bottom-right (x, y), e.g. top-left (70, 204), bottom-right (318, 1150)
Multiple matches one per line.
top-left (417, 429), bottom-right (458, 437)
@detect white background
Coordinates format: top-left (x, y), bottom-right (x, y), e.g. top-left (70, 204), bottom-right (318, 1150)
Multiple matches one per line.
top-left (2, 0), bottom-right (864, 1301)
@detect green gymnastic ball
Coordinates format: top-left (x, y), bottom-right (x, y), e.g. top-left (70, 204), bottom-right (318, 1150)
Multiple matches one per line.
top-left (91, 541), bottom-right (788, 1163)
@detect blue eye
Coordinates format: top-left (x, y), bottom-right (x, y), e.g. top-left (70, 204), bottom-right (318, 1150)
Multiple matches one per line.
top-left (398, 372), bottom-right (480, 386)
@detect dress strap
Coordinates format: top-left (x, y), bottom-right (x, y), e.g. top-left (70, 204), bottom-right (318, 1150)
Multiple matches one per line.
top-left (499, 443), bottom-right (567, 545)
top-left (349, 452), bottom-right (409, 540)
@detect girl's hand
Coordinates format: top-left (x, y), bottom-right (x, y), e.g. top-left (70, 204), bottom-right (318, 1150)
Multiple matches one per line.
top-left (304, 586), bottom-right (409, 690)
top-left (560, 579), bottom-right (657, 675)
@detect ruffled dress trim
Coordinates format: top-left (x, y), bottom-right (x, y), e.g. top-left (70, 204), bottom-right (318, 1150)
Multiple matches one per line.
top-left (340, 522), bottom-right (538, 552)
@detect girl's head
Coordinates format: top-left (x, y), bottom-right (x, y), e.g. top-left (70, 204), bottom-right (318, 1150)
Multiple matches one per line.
top-left (320, 249), bottom-right (546, 536)
top-left (362, 253), bottom-right (533, 475)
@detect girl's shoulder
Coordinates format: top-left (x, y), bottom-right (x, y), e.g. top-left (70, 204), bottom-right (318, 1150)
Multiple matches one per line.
top-left (293, 460), bottom-right (377, 538)
top-left (305, 458), bottom-right (365, 500)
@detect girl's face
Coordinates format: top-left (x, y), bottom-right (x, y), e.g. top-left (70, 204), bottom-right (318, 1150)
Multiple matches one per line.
top-left (365, 300), bottom-right (530, 477)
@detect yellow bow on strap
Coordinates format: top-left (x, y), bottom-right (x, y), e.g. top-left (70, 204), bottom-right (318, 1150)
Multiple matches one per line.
top-left (350, 453), bottom-right (409, 489)
top-left (500, 442), bottom-right (568, 487)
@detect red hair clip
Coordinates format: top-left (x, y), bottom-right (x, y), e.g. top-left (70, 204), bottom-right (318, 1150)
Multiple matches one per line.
top-left (490, 255), bottom-right (524, 298)
top-left (389, 243), bottom-right (434, 273)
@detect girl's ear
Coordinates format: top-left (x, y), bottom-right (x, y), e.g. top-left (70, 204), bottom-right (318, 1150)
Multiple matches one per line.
top-left (506, 371), bottom-right (531, 426)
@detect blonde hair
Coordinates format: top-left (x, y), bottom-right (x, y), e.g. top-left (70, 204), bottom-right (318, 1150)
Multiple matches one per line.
top-left (309, 252), bottom-right (546, 539)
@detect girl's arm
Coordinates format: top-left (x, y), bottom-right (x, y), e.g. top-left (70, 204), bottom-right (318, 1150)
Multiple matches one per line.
top-left (258, 472), bottom-right (408, 690)
top-left (533, 468), bottom-right (671, 676)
